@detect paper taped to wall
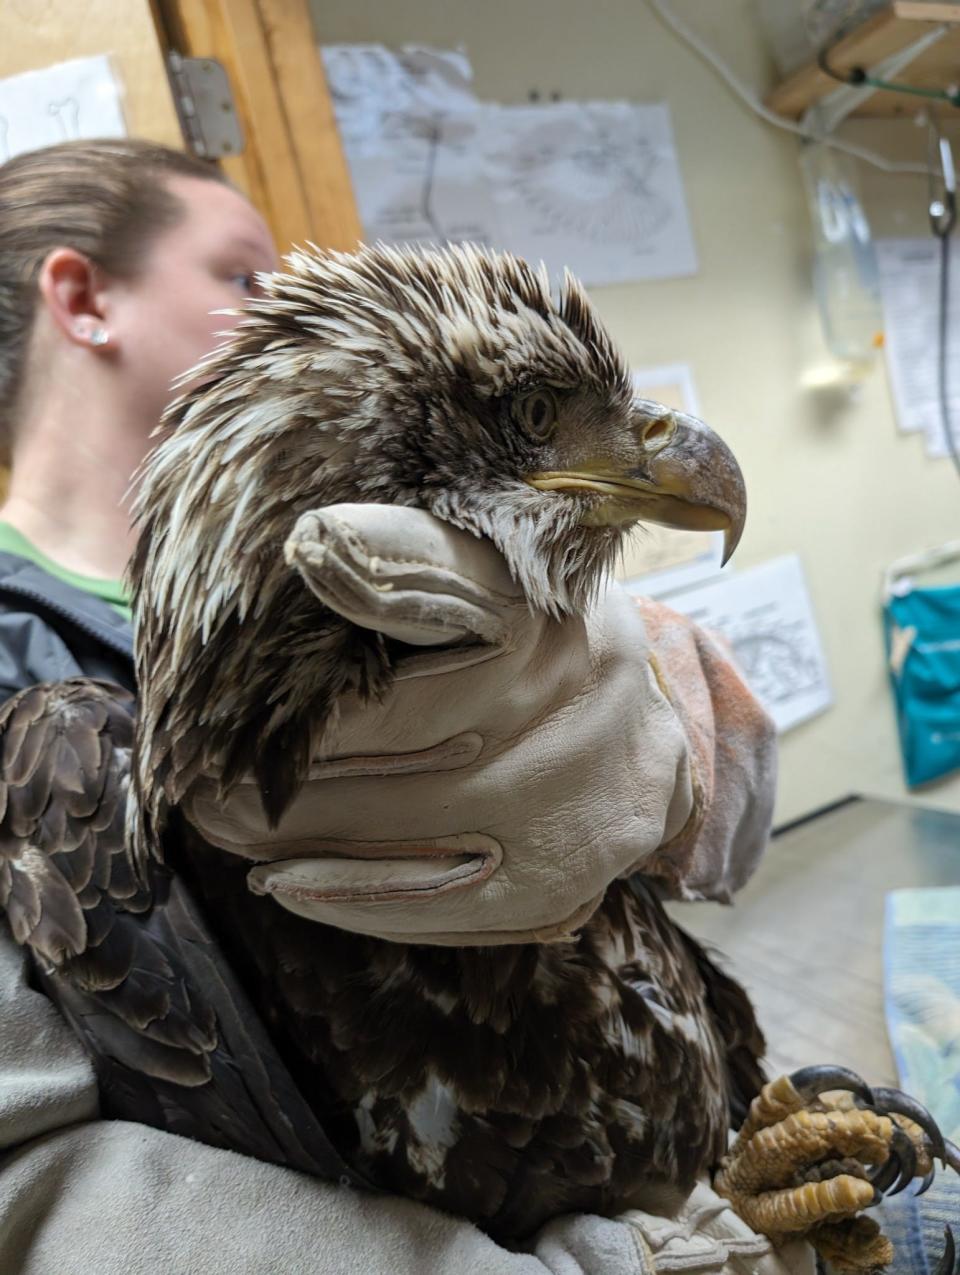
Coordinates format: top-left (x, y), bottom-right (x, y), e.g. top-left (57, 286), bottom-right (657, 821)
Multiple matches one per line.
top-left (321, 43), bottom-right (698, 286)
top-left (661, 554), bottom-right (833, 733)
top-left (0, 55), bottom-right (126, 162)
top-left (483, 100), bottom-right (698, 286)
top-left (620, 365), bottom-right (725, 597)
top-left (321, 44), bottom-right (504, 252)
top-left (321, 43), bottom-right (479, 142)
top-left (876, 238), bottom-right (960, 461)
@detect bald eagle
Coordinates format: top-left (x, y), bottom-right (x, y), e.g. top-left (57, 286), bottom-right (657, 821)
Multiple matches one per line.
top-left (0, 245), bottom-right (952, 1272)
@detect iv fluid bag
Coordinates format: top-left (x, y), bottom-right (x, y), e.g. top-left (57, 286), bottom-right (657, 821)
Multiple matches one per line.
top-left (800, 143), bottom-right (884, 364)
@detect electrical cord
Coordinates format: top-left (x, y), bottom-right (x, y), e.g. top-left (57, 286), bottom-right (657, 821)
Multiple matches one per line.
top-left (817, 23), bottom-right (960, 108)
top-left (644, 0), bottom-right (931, 177)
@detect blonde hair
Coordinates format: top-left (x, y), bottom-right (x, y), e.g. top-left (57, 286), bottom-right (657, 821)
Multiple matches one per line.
top-left (0, 138), bottom-right (229, 456)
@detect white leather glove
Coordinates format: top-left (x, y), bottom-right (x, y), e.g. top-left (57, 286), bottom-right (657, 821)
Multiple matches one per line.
top-left (185, 503), bottom-right (775, 946)
top-left (535, 1182), bottom-right (815, 1273)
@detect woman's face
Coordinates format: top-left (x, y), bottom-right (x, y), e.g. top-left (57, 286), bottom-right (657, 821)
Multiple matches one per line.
top-left (106, 175), bottom-right (279, 421)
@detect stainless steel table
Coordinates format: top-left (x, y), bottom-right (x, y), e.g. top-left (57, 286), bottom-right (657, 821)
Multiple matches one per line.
top-left (665, 797), bottom-right (960, 1086)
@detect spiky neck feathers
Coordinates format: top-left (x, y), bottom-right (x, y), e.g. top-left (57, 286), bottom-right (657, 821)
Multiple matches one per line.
top-left (128, 243), bottom-right (635, 835)
top-left (132, 243), bottom-right (634, 625)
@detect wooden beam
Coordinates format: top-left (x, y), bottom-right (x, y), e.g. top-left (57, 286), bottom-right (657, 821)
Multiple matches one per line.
top-left (893, 1), bottom-right (960, 21)
top-left (258, 0), bottom-right (362, 251)
top-left (217, 0), bottom-right (317, 252)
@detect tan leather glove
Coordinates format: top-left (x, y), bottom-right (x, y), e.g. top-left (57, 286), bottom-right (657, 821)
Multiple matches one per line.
top-left (184, 504), bottom-right (775, 945)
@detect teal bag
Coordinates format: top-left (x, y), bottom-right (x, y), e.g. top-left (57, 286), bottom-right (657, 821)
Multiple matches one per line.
top-left (884, 544), bottom-right (960, 787)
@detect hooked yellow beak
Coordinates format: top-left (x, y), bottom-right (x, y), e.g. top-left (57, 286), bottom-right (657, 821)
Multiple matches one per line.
top-left (525, 402), bottom-right (747, 565)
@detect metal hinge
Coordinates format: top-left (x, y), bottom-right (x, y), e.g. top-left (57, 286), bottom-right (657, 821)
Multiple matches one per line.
top-left (167, 52), bottom-right (244, 160)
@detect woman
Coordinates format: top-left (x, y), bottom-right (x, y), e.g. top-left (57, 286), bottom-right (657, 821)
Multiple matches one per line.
top-left (0, 140), bottom-right (804, 1275)
top-left (0, 139), bottom-right (275, 688)
top-left (0, 138), bottom-right (636, 1275)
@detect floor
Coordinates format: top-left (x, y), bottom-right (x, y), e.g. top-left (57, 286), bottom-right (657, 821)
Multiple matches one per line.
top-left (665, 796), bottom-right (960, 1088)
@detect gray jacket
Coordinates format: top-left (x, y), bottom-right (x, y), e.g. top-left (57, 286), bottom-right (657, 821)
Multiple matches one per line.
top-left (0, 553), bottom-right (807, 1275)
top-left (0, 549), bottom-right (135, 700)
top-left (0, 552), bottom-right (374, 1186)
top-left (0, 552), bottom-right (647, 1274)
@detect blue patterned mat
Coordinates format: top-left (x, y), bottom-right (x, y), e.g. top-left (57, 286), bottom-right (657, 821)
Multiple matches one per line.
top-left (879, 887), bottom-right (960, 1273)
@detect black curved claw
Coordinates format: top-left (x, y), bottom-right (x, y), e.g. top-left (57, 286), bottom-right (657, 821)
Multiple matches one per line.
top-left (934, 1224), bottom-right (958, 1275)
top-left (872, 1086), bottom-right (947, 1165)
top-left (866, 1152), bottom-right (907, 1198)
top-left (944, 1139), bottom-right (960, 1176)
top-left (916, 1165), bottom-right (936, 1196)
top-left (868, 1127), bottom-right (917, 1198)
top-left (869, 1152), bottom-right (903, 1195)
top-left (789, 1064), bottom-right (875, 1106)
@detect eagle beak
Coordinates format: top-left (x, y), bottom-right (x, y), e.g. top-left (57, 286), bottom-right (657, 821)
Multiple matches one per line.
top-left (525, 401), bottom-right (747, 565)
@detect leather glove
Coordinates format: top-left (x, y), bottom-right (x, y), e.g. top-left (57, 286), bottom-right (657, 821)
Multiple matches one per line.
top-left (184, 503), bottom-right (775, 946)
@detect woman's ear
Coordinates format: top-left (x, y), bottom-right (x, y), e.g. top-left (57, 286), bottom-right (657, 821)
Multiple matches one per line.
top-left (37, 248), bottom-right (113, 352)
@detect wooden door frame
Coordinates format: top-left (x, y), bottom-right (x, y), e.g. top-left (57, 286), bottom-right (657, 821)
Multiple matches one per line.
top-left (152, 0), bottom-right (361, 253)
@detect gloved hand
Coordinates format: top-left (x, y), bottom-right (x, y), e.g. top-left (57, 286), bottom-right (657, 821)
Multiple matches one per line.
top-left (534, 1181), bottom-right (815, 1274)
top-left (184, 503), bottom-right (776, 946)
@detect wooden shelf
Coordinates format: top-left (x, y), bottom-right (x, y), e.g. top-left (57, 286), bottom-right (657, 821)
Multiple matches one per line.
top-left (765, 0), bottom-right (960, 119)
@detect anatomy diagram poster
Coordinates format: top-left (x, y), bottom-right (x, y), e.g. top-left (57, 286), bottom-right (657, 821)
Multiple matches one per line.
top-left (322, 44), bottom-right (699, 287)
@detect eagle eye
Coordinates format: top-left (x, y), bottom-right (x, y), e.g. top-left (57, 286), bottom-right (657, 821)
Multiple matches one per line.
top-left (513, 388), bottom-right (557, 442)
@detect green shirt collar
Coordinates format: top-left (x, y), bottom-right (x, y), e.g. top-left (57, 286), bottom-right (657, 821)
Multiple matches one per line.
top-left (0, 522), bottom-right (131, 622)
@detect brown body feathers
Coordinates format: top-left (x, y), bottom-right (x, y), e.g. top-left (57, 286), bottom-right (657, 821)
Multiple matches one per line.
top-left (2, 245), bottom-right (765, 1240)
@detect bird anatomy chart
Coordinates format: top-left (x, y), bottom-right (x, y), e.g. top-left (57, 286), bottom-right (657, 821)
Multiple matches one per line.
top-left (664, 555), bottom-right (833, 734)
top-left (0, 56), bottom-right (127, 162)
top-left (321, 44), bottom-right (698, 286)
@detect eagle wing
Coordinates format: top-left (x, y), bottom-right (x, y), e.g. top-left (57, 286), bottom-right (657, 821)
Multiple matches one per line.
top-left (0, 677), bottom-right (367, 1182)
top-left (666, 910), bottom-right (767, 1129)
top-left (0, 679), bottom-right (148, 972)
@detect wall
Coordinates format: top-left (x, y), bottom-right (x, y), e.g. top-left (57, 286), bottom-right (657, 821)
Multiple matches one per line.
top-left (309, 0), bottom-right (960, 826)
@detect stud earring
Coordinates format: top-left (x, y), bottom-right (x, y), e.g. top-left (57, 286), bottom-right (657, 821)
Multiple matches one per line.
top-left (75, 322), bottom-right (109, 347)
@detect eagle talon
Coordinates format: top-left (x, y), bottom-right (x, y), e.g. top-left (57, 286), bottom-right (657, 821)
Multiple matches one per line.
top-left (716, 1070), bottom-right (956, 1271)
top-left (934, 1224), bottom-right (958, 1275)
top-left (916, 1165), bottom-right (936, 1197)
top-left (868, 1153), bottom-right (908, 1199)
top-left (869, 1127), bottom-right (917, 1198)
top-left (789, 1065), bottom-right (876, 1108)
top-left (870, 1087), bottom-right (946, 1165)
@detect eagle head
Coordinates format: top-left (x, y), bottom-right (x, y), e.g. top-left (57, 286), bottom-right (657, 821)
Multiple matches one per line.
top-left (129, 243), bottom-right (745, 834)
